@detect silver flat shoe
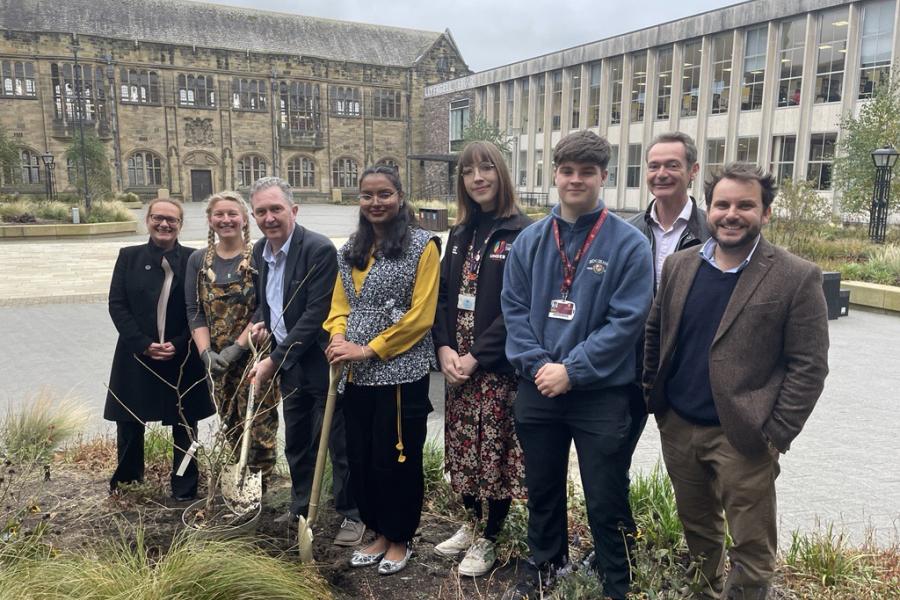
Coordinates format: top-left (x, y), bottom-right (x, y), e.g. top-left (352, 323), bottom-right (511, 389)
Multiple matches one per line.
top-left (350, 549), bottom-right (385, 568)
top-left (378, 545), bottom-right (412, 575)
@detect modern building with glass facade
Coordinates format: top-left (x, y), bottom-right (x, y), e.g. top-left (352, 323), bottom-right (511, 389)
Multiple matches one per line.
top-left (423, 0), bottom-right (898, 213)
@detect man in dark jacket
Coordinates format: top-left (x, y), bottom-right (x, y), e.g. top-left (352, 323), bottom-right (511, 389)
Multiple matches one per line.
top-left (627, 132), bottom-right (709, 289)
top-left (248, 177), bottom-right (363, 546)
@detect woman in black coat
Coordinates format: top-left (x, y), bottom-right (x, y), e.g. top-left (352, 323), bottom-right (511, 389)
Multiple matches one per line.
top-left (104, 198), bottom-right (214, 500)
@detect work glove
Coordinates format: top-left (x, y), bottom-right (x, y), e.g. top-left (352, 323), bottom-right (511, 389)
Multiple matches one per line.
top-left (219, 342), bottom-right (248, 365)
top-left (201, 349), bottom-right (229, 375)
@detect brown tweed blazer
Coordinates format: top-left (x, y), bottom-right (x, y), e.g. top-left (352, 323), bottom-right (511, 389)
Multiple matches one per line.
top-left (643, 236), bottom-right (829, 457)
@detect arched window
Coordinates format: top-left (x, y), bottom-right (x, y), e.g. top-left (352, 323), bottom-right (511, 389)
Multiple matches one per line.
top-left (237, 155), bottom-right (267, 187)
top-left (20, 149), bottom-right (41, 184)
top-left (331, 157), bottom-right (358, 189)
top-left (287, 156), bottom-right (316, 188)
top-left (127, 151), bottom-right (163, 187)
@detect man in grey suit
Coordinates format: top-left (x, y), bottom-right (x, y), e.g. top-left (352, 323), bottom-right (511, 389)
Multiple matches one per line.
top-left (643, 163), bottom-right (829, 600)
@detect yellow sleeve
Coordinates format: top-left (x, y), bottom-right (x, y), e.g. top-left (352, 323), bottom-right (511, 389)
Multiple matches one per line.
top-left (368, 240), bottom-right (439, 360)
top-left (324, 271), bottom-right (349, 338)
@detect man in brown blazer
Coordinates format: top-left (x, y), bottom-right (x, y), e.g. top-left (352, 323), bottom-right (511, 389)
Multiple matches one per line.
top-left (643, 162), bottom-right (829, 600)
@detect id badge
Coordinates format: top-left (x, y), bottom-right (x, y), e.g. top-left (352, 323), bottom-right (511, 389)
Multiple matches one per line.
top-left (548, 299), bottom-right (575, 320)
top-left (457, 294), bottom-right (476, 311)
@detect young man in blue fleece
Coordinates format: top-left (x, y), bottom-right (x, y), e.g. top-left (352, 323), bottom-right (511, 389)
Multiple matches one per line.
top-left (500, 130), bottom-right (653, 600)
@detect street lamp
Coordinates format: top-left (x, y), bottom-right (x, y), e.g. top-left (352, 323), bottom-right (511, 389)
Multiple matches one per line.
top-left (869, 145), bottom-right (899, 244)
top-left (41, 152), bottom-right (54, 201)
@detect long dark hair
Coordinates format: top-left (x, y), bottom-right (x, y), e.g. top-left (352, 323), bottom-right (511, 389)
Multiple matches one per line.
top-left (344, 165), bottom-right (419, 270)
top-left (455, 141), bottom-right (519, 226)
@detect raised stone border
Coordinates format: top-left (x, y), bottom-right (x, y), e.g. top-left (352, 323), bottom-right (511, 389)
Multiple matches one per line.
top-left (0, 221), bottom-right (136, 239)
top-left (843, 281), bottom-right (900, 313)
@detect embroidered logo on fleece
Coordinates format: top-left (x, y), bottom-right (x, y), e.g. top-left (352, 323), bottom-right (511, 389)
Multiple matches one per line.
top-left (489, 240), bottom-right (510, 260)
top-left (586, 258), bottom-right (608, 275)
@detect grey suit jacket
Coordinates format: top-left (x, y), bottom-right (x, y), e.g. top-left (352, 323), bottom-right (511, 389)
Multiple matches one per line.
top-left (643, 236), bottom-right (829, 456)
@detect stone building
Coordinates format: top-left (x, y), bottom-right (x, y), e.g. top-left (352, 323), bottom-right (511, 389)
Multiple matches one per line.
top-left (0, 0), bottom-right (468, 201)
top-left (424, 0), bottom-right (900, 213)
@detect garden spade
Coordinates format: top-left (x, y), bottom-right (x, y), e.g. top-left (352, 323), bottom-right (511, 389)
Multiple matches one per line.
top-left (221, 352), bottom-right (263, 515)
top-left (298, 363), bottom-right (342, 563)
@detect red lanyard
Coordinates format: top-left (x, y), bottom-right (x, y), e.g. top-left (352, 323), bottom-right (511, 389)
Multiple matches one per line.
top-left (551, 209), bottom-right (608, 299)
top-left (464, 222), bottom-right (502, 281)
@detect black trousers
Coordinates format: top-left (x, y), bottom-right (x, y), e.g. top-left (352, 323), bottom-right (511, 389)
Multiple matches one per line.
top-left (344, 375), bottom-right (429, 544)
top-left (514, 379), bottom-right (636, 600)
top-left (111, 419), bottom-right (198, 498)
top-left (280, 352), bottom-right (358, 520)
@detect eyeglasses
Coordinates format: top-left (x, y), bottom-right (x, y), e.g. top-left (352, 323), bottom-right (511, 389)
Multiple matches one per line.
top-left (358, 190), bottom-right (398, 203)
top-left (149, 214), bottom-right (182, 225)
top-left (460, 162), bottom-right (496, 177)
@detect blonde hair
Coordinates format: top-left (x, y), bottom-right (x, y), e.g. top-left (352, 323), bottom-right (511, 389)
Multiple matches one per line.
top-left (202, 191), bottom-right (252, 283)
top-left (146, 197), bottom-right (184, 220)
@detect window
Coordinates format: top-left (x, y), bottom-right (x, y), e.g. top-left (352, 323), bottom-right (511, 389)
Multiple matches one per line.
top-left (51, 63), bottom-right (107, 123)
top-left (332, 157), bottom-right (358, 188)
top-left (550, 71), bottom-right (563, 131)
top-left (519, 78), bottom-right (529, 131)
top-left (606, 145), bottom-right (619, 188)
top-left (232, 78), bottom-right (267, 111)
top-left (533, 150), bottom-right (543, 188)
top-left (743, 26), bottom-right (767, 110)
top-left (815, 7), bottom-right (848, 104)
top-left (449, 98), bottom-right (470, 152)
top-left (492, 84), bottom-right (501, 128)
top-left (127, 152), bottom-right (162, 187)
top-left (588, 62), bottom-right (602, 127)
top-left (770, 135), bottom-right (796, 182)
top-left (609, 56), bottom-right (623, 125)
top-left (177, 73), bottom-right (215, 108)
top-left (535, 75), bottom-right (545, 133)
top-left (505, 81), bottom-right (515, 133)
top-left (736, 137), bottom-right (759, 163)
top-left (807, 133), bottom-right (836, 190)
top-left (518, 149), bottom-right (527, 187)
top-left (681, 40), bottom-right (702, 117)
top-left (626, 144), bottom-right (642, 188)
top-left (705, 139), bottom-right (726, 184)
top-left (330, 86), bottom-right (360, 117)
top-left (20, 150), bottom-right (41, 184)
top-left (630, 52), bottom-right (647, 123)
top-left (1, 60), bottom-right (36, 98)
top-left (120, 68), bottom-right (160, 104)
top-left (778, 18), bottom-right (806, 107)
top-left (570, 67), bottom-right (581, 129)
top-left (859, 0), bottom-right (895, 99)
top-left (279, 81), bottom-right (321, 143)
top-left (237, 155), bottom-right (267, 187)
top-left (287, 156), bottom-right (316, 188)
top-left (710, 33), bottom-right (733, 114)
top-left (656, 47), bottom-right (673, 120)
top-left (373, 89), bottom-right (402, 119)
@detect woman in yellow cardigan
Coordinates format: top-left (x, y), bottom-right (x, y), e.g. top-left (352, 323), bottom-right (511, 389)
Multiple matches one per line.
top-left (325, 165), bottom-right (439, 576)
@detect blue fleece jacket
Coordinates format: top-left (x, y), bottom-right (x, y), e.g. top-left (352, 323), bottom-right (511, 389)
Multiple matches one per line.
top-left (501, 202), bottom-right (653, 390)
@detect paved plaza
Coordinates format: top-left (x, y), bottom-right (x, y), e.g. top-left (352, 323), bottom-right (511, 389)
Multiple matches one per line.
top-left (0, 205), bottom-right (898, 547)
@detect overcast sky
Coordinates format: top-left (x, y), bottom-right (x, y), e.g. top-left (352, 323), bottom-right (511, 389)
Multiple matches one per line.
top-left (203, 0), bottom-right (735, 71)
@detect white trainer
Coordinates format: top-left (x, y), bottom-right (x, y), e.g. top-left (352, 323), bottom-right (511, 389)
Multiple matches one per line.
top-left (458, 537), bottom-right (496, 577)
top-left (433, 524), bottom-right (474, 558)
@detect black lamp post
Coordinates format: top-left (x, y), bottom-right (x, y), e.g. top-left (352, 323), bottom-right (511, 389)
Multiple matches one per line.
top-left (869, 145), bottom-right (899, 244)
top-left (41, 152), bottom-right (54, 201)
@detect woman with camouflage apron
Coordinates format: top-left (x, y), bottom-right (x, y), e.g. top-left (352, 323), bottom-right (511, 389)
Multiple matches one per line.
top-left (186, 191), bottom-right (278, 484)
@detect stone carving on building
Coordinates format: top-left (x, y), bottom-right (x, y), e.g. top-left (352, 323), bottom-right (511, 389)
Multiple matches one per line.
top-left (184, 118), bottom-right (214, 147)
top-left (183, 150), bottom-right (218, 167)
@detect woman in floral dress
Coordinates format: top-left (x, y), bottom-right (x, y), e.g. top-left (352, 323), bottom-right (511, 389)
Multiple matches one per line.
top-left (432, 141), bottom-right (532, 577)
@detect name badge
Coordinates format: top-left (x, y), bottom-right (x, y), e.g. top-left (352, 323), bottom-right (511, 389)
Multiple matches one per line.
top-left (548, 299), bottom-right (575, 320)
top-left (457, 294), bottom-right (476, 311)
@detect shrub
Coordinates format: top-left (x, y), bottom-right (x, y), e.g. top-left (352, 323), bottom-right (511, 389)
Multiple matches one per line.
top-left (0, 529), bottom-right (333, 599)
top-left (769, 179), bottom-right (834, 252)
top-left (85, 200), bottom-right (136, 223)
top-left (1, 387), bottom-right (88, 464)
top-left (33, 201), bottom-right (72, 222)
top-left (0, 200), bottom-right (34, 222)
top-left (116, 192), bottom-right (141, 204)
